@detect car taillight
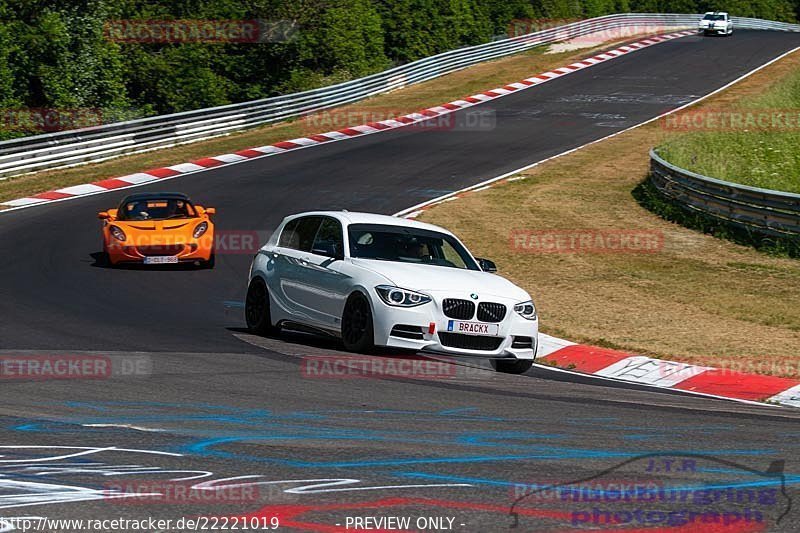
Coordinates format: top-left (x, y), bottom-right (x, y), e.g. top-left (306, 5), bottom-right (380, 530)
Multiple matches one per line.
top-left (110, 225), bottom-right (126, 242)
top-left (193, 222), bottom-right (209, 238)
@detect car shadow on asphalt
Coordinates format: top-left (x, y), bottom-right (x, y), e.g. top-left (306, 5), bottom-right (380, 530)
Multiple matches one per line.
top-left (226, 326), bottom-right (424, 358)
top-left (89, 251), bottom-right (206, 271)
top-left (229, 326), bottom-right (740, 400)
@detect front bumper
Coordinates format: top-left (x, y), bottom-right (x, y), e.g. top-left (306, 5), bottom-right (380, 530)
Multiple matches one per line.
top-left (371, 291), bottom-right (538, 360)
top-left (698, 25), bottom-right (729, 34)
top-left (106, 242), bottom-right (213, 264)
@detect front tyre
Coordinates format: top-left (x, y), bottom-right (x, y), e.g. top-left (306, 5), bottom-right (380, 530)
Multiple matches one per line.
top-left (341, 292), bottom-right (375, 353)
top-left (245, 278), bottom-right (279, 336)
top-left (491, 358), bottom-right (533, 374)
top-left (99, 247), bottom-right (111, 267)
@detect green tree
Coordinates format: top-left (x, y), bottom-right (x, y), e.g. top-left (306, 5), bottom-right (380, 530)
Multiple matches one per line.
top-left (1, 0), bottom-right (799, 131)
top-left (482, 0), bottom-right (536, 37)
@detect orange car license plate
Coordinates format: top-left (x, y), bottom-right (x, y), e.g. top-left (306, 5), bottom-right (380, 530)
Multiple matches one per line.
top-left (144, 256), bottom-right (178, 265)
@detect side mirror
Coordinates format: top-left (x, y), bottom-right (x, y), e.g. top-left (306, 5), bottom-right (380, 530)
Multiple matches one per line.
top-left (476, 257), bottom-right (497, 273)
top-left (205, 207), bottom-right (216, 215)
top-left (97, 211), bottom-right (110, 220)
top-left (312, 241), bottom-right (342, 260)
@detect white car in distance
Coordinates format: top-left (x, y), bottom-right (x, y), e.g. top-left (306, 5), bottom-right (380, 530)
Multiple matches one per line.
top-left (245, 211), bottom-right (538, 374)
top-left (698, 12), bottom-right (733, 36)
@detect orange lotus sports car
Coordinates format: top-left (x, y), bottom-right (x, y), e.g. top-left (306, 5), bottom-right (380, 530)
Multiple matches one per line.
top-left (98, 192), bottom-right (216, 267)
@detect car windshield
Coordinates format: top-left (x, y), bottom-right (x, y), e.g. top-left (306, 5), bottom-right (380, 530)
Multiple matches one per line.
top-left (118, 199), bottom-right (197, 221)
top-left (703, 14), bottom-right (725, 20)
top-left (348, 223), bottom-right (480, 270)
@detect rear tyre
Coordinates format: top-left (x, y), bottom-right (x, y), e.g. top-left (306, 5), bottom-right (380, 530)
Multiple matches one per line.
top-left (491, 358), bottom-right (533, 374)
top-left (245, 278), bottom-right (279, 336)
top-left (341, 292), bottom-right (375, 353)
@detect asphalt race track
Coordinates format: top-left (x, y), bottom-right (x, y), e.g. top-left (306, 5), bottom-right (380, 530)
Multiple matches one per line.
top-left (1, 31), bottom-right (800, 531)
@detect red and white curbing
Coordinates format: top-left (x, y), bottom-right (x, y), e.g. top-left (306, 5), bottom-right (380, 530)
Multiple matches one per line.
top-left (1, 30), bottom-right (695, 210)
top-left (397, 140), bottom-right (800, 410)
top-left (400, 154), bottom-right (800, 411)
top-left (536, 334), bottom-right (800, 408)
top-left (397, 150), bottom-right (800, 410)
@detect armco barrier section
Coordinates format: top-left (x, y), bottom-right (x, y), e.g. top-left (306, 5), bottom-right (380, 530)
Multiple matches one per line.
top-left (1, 13), bottom-right (798, 179)
top-left (649, 149), bottom-right (800, 239)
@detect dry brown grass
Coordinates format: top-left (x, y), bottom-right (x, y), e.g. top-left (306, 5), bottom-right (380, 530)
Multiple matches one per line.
top-left (419, 51), bottom-right (800, 378)
top-left (0, 32), bottom-right (667, 206)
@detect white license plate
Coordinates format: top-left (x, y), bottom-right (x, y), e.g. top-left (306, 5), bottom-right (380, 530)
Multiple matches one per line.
top-left (144, 256), bottom-right (178, 265)
top-left (447, 320), bottom-right (499, 336)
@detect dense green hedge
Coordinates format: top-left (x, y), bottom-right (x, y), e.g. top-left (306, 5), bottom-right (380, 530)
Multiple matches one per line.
top-left (0, 0), bottom-right (797, 138)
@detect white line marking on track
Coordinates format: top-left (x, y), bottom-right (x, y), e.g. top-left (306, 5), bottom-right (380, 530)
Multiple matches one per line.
top-left (82, 424), bottom-right (166, 433)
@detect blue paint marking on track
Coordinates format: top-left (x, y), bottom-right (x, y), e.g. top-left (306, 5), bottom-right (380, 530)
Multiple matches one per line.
top-left (396, 472), bottom-right (520, 489)
top-left (7, 420), bottom-right (98, 433)
top-left (454, 431), bottom-right (567, 444)
top-left (177, 435), bottom-right (775, 468)
top-left (438, 407), bottom-right (479, 415)
top-left (5, 401), bottom-right (782, 484)
top-left (10, 424), bottom-right (43, 432)
top-left (566, 417), bottom-right (618, 422)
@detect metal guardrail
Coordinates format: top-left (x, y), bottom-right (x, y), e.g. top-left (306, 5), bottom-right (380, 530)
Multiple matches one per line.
top-left (1, 13), bottom-right (798, 179)
top-left (649, 149), bottom-right (800, 239)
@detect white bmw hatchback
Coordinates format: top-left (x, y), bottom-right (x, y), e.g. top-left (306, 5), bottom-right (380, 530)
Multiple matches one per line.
top-left (245, 211), bottom-right (538, 373)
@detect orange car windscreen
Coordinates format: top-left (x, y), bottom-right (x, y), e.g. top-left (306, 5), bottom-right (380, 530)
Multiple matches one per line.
top-left (119, 199), bottom-right (197, 221)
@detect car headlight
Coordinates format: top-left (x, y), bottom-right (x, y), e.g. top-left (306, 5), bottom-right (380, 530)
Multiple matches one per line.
top-left (193, 222), bottom-right (209, 238)
top-left (375, 285), bottom-right (431, 307)
top-left (514, 300), bottom-right (537, 320)
top-left (109, 225), bottom-right (127, 242)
